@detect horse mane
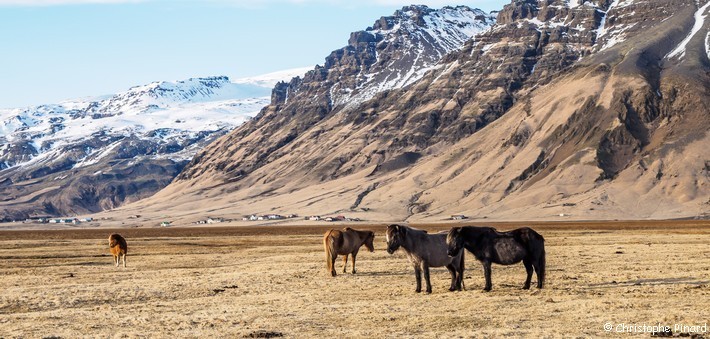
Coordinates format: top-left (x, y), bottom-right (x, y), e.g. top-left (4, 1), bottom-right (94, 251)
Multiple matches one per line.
top-left (403, 225), bottom-right (427, 234)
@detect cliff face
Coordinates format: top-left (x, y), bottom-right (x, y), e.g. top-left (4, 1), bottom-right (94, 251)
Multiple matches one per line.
top-left (122, 1), bottom-right (710, 223)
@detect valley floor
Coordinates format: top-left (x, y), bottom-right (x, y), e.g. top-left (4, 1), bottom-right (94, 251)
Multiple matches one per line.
top-left (0, 221), bottom-right (708, 337)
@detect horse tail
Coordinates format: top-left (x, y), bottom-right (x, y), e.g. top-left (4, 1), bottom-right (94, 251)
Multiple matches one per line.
top-left (539, 243), bottom-right (546, 288)
top-left (533, 230), bottom-right (545, 288)
top-left (323, 230), bottom-right (337, 273)
top-left (459, 250), bottom-right (466, 291)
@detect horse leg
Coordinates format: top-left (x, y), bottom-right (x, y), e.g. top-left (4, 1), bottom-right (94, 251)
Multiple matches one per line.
top-left (114, 255), bottom-right (119, 267)
top-left (483, 261), bottom-right (492, 291)
top-left (122, 254), bottom-right (127, 268)
top-left (330, 255), bottom-right (337, 277)
top-left (523, 259), bottom-right (533, 289)
top-left (342, 254), bottom-right (348, 273)
top-left (351, 251), bottom-right (358, 274)
top-left (414, 266), bottom-right (422, 293)
top-left (423, 264), bottom-right (432, 294)
top-left (446, 264), bottom-right (457, 291)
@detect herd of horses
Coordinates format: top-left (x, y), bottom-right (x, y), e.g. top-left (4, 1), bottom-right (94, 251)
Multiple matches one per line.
top-left (324, 224), bottom-right (545, 293)
top-left (107, 223), bottom-right (545, 293)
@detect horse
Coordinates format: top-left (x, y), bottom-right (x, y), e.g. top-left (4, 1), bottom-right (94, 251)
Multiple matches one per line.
top-left (323, 227), bottom-right (375, 276)
top-left (108, 233), bottom-right (128, 268)
top-left (386, 224), bottom-right (464, 294)
top-left (446, 226), bottom-right (545, 291)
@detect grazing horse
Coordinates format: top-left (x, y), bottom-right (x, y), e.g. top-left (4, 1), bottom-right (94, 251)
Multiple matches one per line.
top-left (447, 226), bottom-right (545, 291)
top-left (323, 227), bottom-right (375, 276)
top-left (386, 224), bottom-right (464, 294)
top-left (108, 233), bottom-right (128, 268)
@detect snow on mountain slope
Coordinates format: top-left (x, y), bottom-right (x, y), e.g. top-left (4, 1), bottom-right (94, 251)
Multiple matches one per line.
top-left (0, 70), bottom-right (308, 170)
top-left (329, 5), bottom-right (495, 109)
top-left (665, 0), bottom-right (710, 59)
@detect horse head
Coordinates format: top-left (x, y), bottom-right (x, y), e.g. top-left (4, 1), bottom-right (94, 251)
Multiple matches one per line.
top-left (386, 224), bottom-right (405, 254)
top-left (446, 227), bottom-right (464, 257)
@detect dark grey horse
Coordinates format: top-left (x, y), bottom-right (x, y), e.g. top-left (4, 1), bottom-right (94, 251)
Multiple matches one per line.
top-left (386, 224), bottom-right (464, 294)
top-left (447, 226), bottom-right (545, 291)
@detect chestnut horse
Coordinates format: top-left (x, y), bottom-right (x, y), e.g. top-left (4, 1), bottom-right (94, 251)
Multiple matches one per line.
top-left (323, 227), bottom-right (374, 276)
top-left (108, 233), bottom-right (128, 268)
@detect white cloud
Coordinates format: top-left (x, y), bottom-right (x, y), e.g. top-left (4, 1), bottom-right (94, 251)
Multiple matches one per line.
top-left (0, 0), bottom-right (503, 9)
top-left (0, 0), bottom-right (144, 5)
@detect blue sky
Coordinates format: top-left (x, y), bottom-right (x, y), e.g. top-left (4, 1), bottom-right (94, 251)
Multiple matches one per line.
top-left (0, 0), bottom-right (508, 108)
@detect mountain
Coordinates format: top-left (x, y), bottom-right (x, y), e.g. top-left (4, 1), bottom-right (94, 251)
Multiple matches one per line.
top-left (0, 69), bottom-right (307, 221)
top-left (120, 0), bottom-right (710, 224)
top-left (176, 5), bottom-right (495, 182)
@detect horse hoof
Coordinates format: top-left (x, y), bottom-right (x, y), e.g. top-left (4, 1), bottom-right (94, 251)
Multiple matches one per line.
top-left (522, 286), bottom-right (530, 290)
top-left (483, 288), bottom-right (491, 292)
top-left (415, 289), bottom-right (421, 293)
top-left (425, 290), bottom-right (432, 294)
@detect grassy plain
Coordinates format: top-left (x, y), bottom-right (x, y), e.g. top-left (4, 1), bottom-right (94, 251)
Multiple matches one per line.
top-left (0, 221), bottom-right (708, 337)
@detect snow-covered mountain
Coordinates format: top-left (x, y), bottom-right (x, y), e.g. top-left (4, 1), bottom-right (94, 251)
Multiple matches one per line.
top-left (328, 5), bottom-right (495, 109)
top-left (0, 69), bottom-right (307, 220)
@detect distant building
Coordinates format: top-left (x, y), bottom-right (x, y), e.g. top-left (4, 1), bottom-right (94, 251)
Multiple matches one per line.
top-left (451, 215), bottom-right (468, 220)
top-left (207, 217), bottom-right (224, 224)
top-left (160, 221), bottom-right (171, 227)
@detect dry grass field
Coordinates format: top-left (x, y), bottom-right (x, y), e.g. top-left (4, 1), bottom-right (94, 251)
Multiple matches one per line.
top-left (0, 221), bottom-right (708, 338)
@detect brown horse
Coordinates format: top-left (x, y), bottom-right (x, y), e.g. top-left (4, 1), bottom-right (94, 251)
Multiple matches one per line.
top-left (108, 233), bottom-right (128, 268)
top-left (323, 227), bottom-right (375, 276)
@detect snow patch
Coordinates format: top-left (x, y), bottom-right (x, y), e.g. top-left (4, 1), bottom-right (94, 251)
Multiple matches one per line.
top-left (666, 0), bottom-right (710, 60)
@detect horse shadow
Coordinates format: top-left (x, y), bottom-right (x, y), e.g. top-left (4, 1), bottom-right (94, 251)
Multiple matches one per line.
top-left (352, 270), bottom-right (410, 277)
top-left (588, 277), bottom-right (709, 288)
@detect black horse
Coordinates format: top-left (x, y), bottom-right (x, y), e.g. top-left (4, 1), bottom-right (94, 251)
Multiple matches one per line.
top-left (447, 226), bottom-right (545, 291)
